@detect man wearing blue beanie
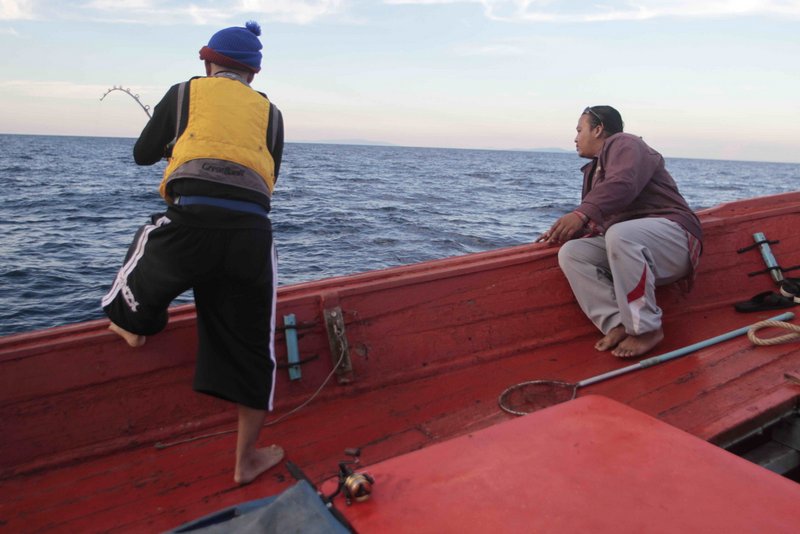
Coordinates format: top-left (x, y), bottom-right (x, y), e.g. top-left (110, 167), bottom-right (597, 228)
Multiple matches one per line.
top-left (102, 21), bottom-right (285, 484)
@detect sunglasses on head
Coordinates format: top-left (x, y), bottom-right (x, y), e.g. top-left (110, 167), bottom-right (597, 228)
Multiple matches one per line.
top-left (584, 106), bottom-right (603, 126)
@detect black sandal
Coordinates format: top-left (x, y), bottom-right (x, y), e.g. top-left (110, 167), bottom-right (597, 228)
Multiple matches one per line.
top-left (734, 290), bottom-right (797, 313)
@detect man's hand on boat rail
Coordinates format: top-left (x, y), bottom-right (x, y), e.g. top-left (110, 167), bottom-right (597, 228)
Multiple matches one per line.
top-left (536, 211), bottom-right (586, 245)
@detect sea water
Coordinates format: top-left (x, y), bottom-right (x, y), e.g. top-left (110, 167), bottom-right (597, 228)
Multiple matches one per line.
top-left (1, 134), bottom-right (798, 336)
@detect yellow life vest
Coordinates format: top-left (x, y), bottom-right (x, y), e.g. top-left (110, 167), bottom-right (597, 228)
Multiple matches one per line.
top-left (160, 76), bottom-right (275, 202)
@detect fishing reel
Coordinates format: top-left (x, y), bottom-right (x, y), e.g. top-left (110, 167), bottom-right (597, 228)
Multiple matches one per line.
top-left (327, 448), bottom-right (375, 505)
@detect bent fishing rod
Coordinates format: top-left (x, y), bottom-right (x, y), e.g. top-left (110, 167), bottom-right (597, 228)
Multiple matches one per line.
top-left (100, 86), bottom-right (151, 118)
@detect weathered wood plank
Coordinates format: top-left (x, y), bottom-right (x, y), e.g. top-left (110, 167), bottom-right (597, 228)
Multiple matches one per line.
top-left (1, 192), bottom-right (799, 533)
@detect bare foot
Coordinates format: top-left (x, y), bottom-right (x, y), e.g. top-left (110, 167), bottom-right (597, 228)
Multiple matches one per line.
top-left (234, 444), bottom-right (284, 485)
top-left (595, 325), bottom-right (627, 351)
top-left (612, 328), bottom-right (664, 358)
top-left (108, 323), bottom-right (146, 348)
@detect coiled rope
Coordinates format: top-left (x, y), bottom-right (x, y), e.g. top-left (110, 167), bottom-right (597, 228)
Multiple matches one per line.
top-left (747, 319), bottom-right (800, 346)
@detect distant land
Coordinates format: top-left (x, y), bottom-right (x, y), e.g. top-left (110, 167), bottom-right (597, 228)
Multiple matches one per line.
top-left (296, 139), bottom-right (573, 154)
top-left (517, 147), bottom-right (573, 154)
top-left (299, 139), bottom-right (398, 147)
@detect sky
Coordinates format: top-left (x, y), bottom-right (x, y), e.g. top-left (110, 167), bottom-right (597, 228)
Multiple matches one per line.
top-left (1, 0), bottom-right (799, 163)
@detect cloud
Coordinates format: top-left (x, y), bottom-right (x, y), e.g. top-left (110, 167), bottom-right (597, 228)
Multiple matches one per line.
top-left (0, 0), bottom-right (346, 25)
top-left (0, 0), bottom-right (35, 20)
top-left (386, 0), bottom-right (800, 22)
top-left (0, 26), bottom-right (19, 34)
top-left (5, 0), bottom-right (800, 25)
top-left (237, 0), bottom-right (345, 24)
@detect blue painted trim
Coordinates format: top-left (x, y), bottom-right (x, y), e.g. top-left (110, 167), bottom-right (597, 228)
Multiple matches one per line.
top-left (284, 314), bottom-right (301, 380)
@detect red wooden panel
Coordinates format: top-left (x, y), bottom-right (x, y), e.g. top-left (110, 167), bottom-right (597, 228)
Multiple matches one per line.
top-left (335, 395), bottom-right (800, 533)
top-left (0, 192), bottom-right (799, 532)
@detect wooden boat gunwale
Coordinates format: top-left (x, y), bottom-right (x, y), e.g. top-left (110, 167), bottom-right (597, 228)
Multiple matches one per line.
top-left (1, 191), bottom-right (799, 533)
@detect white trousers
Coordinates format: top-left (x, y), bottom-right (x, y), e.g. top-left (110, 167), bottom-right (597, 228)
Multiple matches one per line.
top-left (557, 218), bottom-right (692, 336)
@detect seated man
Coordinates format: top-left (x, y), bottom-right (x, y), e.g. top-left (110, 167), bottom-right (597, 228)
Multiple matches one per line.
top-left (537, 106), bottom-right (702, 358)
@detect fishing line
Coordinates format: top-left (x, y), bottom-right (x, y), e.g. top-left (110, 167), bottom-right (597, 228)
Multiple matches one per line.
top-left (154, 346), bottom-right (347, 450)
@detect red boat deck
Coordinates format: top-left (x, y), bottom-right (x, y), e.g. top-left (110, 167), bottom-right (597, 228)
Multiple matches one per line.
top-left (331, 395), bottom-right (800, 533)
top-left (1, 193), bottom-right (800, 532)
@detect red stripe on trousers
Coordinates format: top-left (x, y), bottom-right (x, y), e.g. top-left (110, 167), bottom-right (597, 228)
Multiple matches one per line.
top-left (627, 265), bottom-right (648, 303)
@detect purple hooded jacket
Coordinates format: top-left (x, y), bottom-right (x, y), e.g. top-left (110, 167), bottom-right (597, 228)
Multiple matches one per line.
top-left (577, 132), bottom-right (702, 244)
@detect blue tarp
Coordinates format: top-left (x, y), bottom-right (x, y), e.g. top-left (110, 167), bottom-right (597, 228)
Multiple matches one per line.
top-left (167, 480), bottom-right (350, 533)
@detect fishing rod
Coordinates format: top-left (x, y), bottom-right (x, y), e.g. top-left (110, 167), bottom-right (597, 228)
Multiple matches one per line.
top-left (100, 86), bottom-right (152, 119)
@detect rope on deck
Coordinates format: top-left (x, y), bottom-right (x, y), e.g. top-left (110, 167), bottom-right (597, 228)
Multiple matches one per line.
top-left (747, 319), bottom-right (800, 346)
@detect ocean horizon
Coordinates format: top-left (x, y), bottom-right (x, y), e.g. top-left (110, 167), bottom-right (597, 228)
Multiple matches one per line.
top-left (3, 132), bottom-right (797, 165)
top-left (1, 133), bottom-right (798, 336)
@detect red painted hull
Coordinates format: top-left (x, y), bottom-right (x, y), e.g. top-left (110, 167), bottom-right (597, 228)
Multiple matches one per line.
top-left (1, 192), bottom-right (799, 532)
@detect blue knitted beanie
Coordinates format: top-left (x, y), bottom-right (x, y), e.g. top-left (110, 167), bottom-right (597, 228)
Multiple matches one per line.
top-left (199, 21), bottom-right (262, 73)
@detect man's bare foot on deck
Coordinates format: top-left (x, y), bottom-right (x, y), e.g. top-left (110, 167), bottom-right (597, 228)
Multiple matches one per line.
top-left (234, 444), bottom-right (284, 485)
top-left (595, 325), bottom-right (627, 351)
top-left (108, 323), bottom-right (146, 348)
top-left (612, 328), bottom-right (664, 358)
